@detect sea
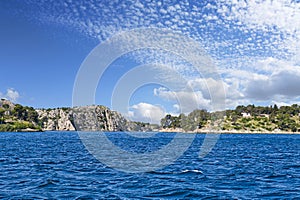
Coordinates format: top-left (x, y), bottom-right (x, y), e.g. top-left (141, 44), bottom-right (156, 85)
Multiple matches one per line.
top-left (0, 131), bottom-right (299, 199)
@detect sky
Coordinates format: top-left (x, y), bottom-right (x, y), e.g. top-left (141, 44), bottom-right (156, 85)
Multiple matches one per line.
top-left (0, 0), bottom-right (300, 124)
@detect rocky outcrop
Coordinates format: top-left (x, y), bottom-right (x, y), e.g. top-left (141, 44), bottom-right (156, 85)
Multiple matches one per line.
top-left (0, 98), bottom-right (15, 115)
top-left (36, 108), bottom-right (75, 131)
top-left (37, 105), bottom-right (155, 132)
top-left (0, 98), bottom-right (15, 109)
top-left (72, 105), bottom-right (154, 131)
top-left (73, 105), bottom-right (123, 131)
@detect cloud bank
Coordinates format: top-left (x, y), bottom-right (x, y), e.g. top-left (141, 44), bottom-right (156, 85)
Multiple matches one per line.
top-left (128, 102), bottom-right (165, 124)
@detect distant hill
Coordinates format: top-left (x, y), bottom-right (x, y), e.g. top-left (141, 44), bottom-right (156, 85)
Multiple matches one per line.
top-left (160, 104), bottom-right (300, 133)
top-left (0, 99), bottom-right (158, 132)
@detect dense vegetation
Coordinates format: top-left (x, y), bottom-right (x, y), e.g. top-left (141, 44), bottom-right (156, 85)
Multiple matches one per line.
top-left (161, 104), bottom-right (300, 132)
top-left (0, 101), bottom-right (42, 132)
top-left (161, 109), bottom-right (210, 131)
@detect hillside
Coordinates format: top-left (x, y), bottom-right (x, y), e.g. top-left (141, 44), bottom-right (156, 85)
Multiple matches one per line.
top-left (161, 104), bottom-right (300, 133)
top-left (0, 99), bottom-right (41, 132)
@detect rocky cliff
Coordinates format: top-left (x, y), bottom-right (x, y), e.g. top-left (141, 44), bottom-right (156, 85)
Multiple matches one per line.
top-left (37, 105), bottom-right (155, 132)
top-left (36, 108), bottom-right (75, 131)
top-left (73, 105), bottom-right (129, 131)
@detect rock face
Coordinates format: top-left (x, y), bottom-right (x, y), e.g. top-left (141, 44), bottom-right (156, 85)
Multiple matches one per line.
top-left (72, 105), bottom-right (154, 131)
top-left (37, 105), bottom-right (155, 132)
top-left (0, 98), bottom-right (15, 109)
top-left (0, 98), bottom-right (15, 115)
top-left (73, 105), bottom-right (128, 131)
top-left (36, 108), bottom-right (75, 131)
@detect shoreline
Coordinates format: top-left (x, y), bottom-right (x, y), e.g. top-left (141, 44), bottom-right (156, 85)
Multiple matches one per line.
top-left (194, 130), bottom-right (300, 134)
top-left (1, 129), bottom-right (300, 134)
top-left (158, 128), bottom-right (300, 134)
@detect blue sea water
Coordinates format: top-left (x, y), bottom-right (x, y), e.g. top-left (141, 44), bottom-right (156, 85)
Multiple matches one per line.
top-left (0, 131), bottom-right (299, 199)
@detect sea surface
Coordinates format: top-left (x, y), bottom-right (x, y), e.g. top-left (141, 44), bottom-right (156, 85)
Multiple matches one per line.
top-left (0, 131), bottom-right (299, 199)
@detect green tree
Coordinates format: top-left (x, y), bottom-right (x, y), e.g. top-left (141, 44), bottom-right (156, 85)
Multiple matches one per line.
top-left (2, 104), bottom-right (9, 110)
top-left (273, 104), bottom-right (279, 112)
top-left (0, 108), bottom-right (4, 124)
top-left (13, 104), bottom-right (26, 120)
top-left (26, 106), bottom-right (39, 123)
top-left (161, 114), bottom-right (172, 128)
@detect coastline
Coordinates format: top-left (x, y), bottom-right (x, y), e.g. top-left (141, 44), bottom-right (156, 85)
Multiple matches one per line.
top-left (2, 99), bottom-right (300, 134)
top-left (155, 128), bottom-right (300, 134)
top-left (198, 130), bottom-right (300, 134)
top-left (1, 129), bottom-right (300, 134)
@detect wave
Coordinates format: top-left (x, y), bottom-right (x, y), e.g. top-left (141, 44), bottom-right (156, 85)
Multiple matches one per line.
top-left (148, 169), bottom-right (203, 175)
top-left (180, 169), bottom-right (203, 174)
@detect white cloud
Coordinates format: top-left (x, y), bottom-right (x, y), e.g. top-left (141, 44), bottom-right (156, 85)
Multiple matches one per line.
top-left (27, 0), bottom-right (300, 61)
top-left (187, 77), bottom-right (235, 100)
top-left (221, 0), bottom-right (300, 34)
top-left (153, 77), bottom-right (247, 112)
top-left (217, 0), bottom-right (300, 58)
top-left (27, 1), bottom-right (297, 63)
top-left (154, 87), bottom-right (211, 113)
top-left (6, 89), bottom-right (20, 102)
top-left (0, 88), bottom-right (20, 103)
top-left (245, 69), bottom-right (300, 100)
top-left (128, 102), bottom-right (165, 124)
top-left (217, 57), bottom-right (300, 106)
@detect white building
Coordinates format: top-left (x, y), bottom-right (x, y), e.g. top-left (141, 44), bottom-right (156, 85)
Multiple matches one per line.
top-left (241, 112), bottom-right (251, 118)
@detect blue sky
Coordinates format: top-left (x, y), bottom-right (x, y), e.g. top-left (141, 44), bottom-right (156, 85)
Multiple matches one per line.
top-left (1, 0), bottom-right (300, 123)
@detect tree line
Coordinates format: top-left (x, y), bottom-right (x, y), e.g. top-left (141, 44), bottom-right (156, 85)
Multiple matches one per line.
top-left (160, 104), bottom-right (300, 132)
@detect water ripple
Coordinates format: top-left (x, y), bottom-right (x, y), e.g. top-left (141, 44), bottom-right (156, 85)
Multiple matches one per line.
top-left (0, 132), bottom-right (299, 199)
